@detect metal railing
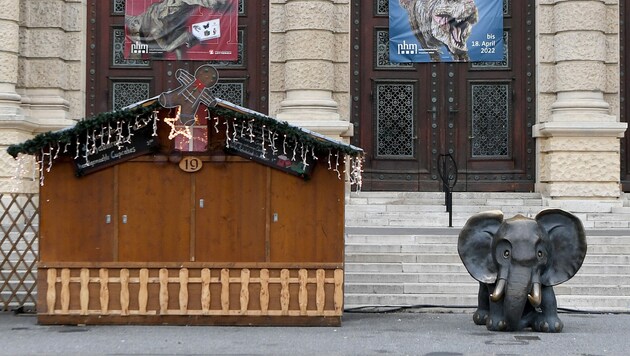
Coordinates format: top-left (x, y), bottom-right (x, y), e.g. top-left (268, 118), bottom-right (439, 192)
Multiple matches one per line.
top-left (437, 154), bottom-right (457, 227)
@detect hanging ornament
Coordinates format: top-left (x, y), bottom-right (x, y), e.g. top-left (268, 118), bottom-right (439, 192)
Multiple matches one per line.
top-left (126, 121), bottom-right (134, 143)
top-left (301, 144), bottom-right (309, 169)
top-left (152, 111), bottom-right (159, 136)
top-left (46, 144), bottom-right (54, 173)
top-left (283, 135), bottom-right (288, 155)
top-left (224, 120), bottom-right (231, 148)
top-left (74, 134), bottom-right (80, 159)
top-left (214, 116), bottom-right (220, 133)
top-left (260, 125), bottom-right (266, 158)
top-left (334, 151), bottom-right (340, 179)
top-left (38, 148), bottom-right (45, 186)
top-left (248, 119), bottom-right (255, 142)
top-left (327, 149), bottom-right (332, 170)
top-left (232, 121), bottom-right (239, 142)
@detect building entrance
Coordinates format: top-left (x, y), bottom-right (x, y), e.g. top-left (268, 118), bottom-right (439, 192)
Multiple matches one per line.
top-left (86, 0), bottom-right (268, 116)
top-left (351, 0), bottom-right (535, 192)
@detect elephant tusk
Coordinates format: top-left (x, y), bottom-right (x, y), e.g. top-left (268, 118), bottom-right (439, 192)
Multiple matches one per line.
top-left (528, 282), bottom-right (542, 307)
top-left (490, 279), bottom-right (506, 302)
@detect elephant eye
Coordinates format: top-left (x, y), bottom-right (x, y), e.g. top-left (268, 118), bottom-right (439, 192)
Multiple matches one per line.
top-left (537, 250), bottom-right (544, 258)
top-left (503, 250), bottom-right (510, 259)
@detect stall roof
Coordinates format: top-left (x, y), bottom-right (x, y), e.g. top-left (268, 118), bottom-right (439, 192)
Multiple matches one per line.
top-left (8, 97), bottom-right (363, 159)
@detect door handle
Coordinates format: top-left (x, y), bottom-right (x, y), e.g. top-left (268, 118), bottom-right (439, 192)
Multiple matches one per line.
top-left (122, 215), bottom-right (128, 224)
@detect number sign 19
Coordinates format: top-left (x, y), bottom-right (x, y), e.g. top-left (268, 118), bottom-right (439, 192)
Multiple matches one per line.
top-left (179, 156), bottom-right (203, 172)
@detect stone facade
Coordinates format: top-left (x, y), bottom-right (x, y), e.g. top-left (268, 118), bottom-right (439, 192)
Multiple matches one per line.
top-left (0, 0), bottom-right (82, 193)
top-left (0, 0), bottom-right (627, 210)
top-left (533, 0), bottom-right (626, 211)
top-left (269, 0), bottom-right (352, 140)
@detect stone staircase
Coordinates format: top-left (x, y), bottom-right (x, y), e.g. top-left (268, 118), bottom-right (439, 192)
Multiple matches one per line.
top-left (344, 192), bottom-right (630, 312)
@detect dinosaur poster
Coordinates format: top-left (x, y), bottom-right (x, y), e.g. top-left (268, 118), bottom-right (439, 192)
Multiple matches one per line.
top-left (389, 0), bottom-right (504, 62)
top-left (124, 0), bottom-right (238, 61)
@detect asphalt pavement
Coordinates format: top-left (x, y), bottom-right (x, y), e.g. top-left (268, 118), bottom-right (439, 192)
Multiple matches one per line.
top-left (1, 309), bottom-right (629, 355)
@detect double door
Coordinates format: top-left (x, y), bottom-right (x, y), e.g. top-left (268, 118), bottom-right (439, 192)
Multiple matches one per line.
top-left (87, 0), bottom-right (268, 116)
top-left (351, 0), bottom-right (535, 192)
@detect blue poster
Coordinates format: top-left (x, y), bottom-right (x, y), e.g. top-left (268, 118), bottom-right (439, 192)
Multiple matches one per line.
top-left (389, 0), bottom-right (503, 62)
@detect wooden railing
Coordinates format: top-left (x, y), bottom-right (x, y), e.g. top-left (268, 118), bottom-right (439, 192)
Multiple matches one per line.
top-left (39, 265), bottom-right (343, 319)
top-left (0, 194), bottom-right (39, 312)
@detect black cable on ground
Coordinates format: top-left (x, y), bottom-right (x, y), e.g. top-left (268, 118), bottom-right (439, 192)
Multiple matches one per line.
top-left (345, 305), bottom-right (630, 315)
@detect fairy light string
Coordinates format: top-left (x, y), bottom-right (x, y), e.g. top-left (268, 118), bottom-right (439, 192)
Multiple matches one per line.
top-left (7, 101), bottom-right (364, 188)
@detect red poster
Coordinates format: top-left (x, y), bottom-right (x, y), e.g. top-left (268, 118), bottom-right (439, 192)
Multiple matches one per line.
top-left (124, 0), bottom-right (238, 61)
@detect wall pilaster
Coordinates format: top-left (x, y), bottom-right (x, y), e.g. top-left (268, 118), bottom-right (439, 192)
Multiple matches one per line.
top-left (270, 0), bottom-right (352, 140)
top-left (0, 0), bottom-right (85, 193)
top-left (534, 0), bottom-right (626, 211)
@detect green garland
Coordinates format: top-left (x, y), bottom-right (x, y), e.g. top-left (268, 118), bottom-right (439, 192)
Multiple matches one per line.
top-left (207, 106), bottom-right (363, 157)
top-left (7, 102), bottom-right (363, 159)
top-left (7, 102), bottom-right (162, 158)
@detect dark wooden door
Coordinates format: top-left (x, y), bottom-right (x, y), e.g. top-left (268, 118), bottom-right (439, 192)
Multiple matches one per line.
top-left (87, 0), bottom-right (269, 117)
top-left (194, 161), bottom-right (268, 262)
top-left (117, 162), bottom-right (192, 262)
top-left (622, 0), bottom-right (630, 191)
top-left (351, 0), bottom-right (535, 191)
top-left (39, 161), bottom-right (116, 262)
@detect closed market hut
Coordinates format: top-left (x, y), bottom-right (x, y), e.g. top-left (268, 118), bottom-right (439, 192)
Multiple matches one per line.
top-left (7, 69), bottom-right (363, 326)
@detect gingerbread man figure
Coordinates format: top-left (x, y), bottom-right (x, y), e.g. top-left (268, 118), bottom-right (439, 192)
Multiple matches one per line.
top-left (158, 64), bottom-right (219, 125)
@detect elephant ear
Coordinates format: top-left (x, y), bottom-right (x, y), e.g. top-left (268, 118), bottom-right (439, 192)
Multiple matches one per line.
top-left (536, 209), bottom-right (587, 286)
top-left (458, 210), bottom-right (504, 284)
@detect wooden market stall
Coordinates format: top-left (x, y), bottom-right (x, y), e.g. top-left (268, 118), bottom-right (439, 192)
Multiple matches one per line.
top-left (8, 74), bottom-right (363, 325)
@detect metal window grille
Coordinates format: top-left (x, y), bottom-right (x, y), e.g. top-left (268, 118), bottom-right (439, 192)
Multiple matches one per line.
top-left (112, 82), bottom-right (151, 111)
top-left (471, 83), bottom-right (510, 157)
top-left (375, 83), bottom-right (415, 158)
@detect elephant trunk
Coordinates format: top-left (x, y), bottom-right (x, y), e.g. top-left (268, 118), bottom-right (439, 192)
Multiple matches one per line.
top-left (503, 265), bottom-right (533, 331)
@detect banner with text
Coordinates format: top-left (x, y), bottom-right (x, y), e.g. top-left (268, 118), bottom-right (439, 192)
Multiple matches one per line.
top-left (389, 0), bottom-right (503, 62)
top-left (124, 0), bottom-right (238, 61)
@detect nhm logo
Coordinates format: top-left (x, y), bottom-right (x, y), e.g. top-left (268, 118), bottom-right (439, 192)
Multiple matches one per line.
top-left (131, 41), bottom-right (149, 54)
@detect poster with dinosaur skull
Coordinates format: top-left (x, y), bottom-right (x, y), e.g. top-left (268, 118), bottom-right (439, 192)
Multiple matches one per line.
top-left (389, 0), bottom-right (504, 62)
top-left (124, 0), bottom-right (238, 61)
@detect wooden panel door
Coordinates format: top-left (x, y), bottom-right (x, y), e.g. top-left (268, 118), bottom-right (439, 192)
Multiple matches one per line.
top-left (351, 0), bottom-right (535, 191)
top-left (268, 161), bottom-right (345, 263)
top-left (194, 161), bottom-right (268, 262)
top-left (117, 162), bottom-right (191, 262)
top-left (39, 161), bottom-right (116, 262)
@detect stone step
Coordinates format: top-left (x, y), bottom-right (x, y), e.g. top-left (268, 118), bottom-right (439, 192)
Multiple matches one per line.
top-left (345, 233), bottom-right (630, 246)
top-left (345, 272), bottom-right (630, 285)
top-left (345, 242), bottom-right (630, 255)
top-left (345, 262), bottom-right (630, 275)
top-left (346, 253), bottom-right (630, 266)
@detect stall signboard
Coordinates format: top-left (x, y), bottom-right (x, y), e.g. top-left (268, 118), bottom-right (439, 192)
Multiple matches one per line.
top-left (389, 0), bottom-right (504, 62)
top-left (225, 123), bottom-right (316, 180)
top-left (124, 0), bottom-right (238, 61)
top-left (73, 122), bottom-right (159, 176)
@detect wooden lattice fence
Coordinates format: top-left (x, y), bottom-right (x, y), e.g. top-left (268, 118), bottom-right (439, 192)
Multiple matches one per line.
top-left (0, 194), bottom-right (39, 311)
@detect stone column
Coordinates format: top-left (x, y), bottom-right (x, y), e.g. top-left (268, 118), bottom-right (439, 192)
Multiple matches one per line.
top-left (270, 0), bottom-right (352, 140)
top-left (0, 0), bottom-right (22, 119)
top-left (533, 0), bottom-right (626, 212)
top-left (0, 0), bottom-right (37, 193)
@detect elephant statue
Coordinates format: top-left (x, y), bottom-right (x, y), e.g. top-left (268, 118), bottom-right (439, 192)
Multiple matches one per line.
top-left (457, 209), bottom-right (587, 332)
